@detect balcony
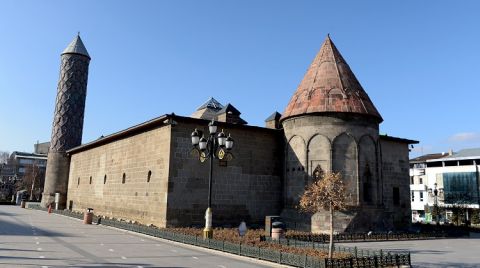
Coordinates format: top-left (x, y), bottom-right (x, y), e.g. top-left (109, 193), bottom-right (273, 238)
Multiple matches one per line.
top-left (409, 168), bottom-right (425, 176)
top-left (410, 184), bottom-right (427, 191)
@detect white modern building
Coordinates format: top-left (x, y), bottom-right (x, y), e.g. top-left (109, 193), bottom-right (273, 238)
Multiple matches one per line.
top-left (409, 153), bottom-right (446, 222)
top-left (410, 148), bottom-right (480, 223)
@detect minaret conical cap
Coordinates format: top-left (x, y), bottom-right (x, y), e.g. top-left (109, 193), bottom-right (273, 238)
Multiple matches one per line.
top-left (62, 34), bottom-right (90, 59)
top-left (281, 35), bottom-right (382, 122)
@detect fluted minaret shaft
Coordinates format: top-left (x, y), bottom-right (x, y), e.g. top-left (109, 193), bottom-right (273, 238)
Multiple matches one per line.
top-left (41, 35), bottom-right (90, 208)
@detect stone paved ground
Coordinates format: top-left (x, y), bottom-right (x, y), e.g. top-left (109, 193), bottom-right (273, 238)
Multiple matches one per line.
top-left (0, 206), bottom-right (283, 268)
top-left (4, 204), bottom-right (478, 267)
top-left (338, 234), bottom-right (480, 268)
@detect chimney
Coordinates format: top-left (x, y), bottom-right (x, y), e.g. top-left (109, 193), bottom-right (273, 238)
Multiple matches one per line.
top-left (265, 112), bottom-right (282, 129)
top-left (216, 103), bottom-right (247, 125)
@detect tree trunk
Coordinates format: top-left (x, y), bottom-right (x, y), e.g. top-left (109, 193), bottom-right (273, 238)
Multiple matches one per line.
top-left (328, 203), bottom-right (334, 259)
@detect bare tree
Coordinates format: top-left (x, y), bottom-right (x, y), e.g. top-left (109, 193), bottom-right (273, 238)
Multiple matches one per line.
top-left (299, 172), bottom-right (349, 258)
top-left (16, 164), bottom-right (44, 201)
top-left (0, 151), bottom-right (9, 164)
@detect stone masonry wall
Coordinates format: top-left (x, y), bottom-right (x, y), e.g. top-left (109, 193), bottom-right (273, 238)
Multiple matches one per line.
top-left (282, 113), bottom-right (379, 208)
top-left (379, 138), bottom-right (412, 230)
top-left (281, 113), bottom-right (383, 233)
top-left (166, 120), bottom-right (283, 227)
top-left (67, 125), bottom-right (171, 227)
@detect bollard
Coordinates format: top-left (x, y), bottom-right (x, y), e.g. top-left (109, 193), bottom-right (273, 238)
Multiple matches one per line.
top-left (271, 227), bottom-right (284, 240)
top-left (271, 221), bottom-right (285, 240)
top-left (54, 193), bottom-right (60, 210)
top-left (48, 204), bottom-right (52, 213)
top-left (20, 201), bottom-right (26, 208)
top-left (83, 208), bottom-right (94, 224)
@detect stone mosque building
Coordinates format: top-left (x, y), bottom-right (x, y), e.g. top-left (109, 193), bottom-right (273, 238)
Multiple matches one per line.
top-left (41, 34), bottom-right (417, 233)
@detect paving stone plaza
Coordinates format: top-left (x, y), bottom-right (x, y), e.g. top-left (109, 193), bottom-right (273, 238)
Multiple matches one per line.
top-left (1, 205), bottom-right (479, 267)
top-left (338, 236), bottom-right (480, 268)
top-left (0, 206), bottom-right (278, 268)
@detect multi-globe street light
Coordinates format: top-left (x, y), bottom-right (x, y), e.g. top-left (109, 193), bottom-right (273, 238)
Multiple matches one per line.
top-left (191, 119), bottom-right (234, 239)
top-left (429, 182), bottom-right (443, 225)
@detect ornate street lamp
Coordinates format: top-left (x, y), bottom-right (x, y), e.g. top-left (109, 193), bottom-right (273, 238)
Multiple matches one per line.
top-left (428, 182), bottom-right (444, 225)
top-left (191, 119), bottom-right (234, 239)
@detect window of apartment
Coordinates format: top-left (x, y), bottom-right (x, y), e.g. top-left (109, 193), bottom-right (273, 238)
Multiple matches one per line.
top-left (414, 163), bottom-right (426, 169)
top-left (393, 187), bottom-right (400, 206)
top-left (411, 191), bottom-right (415, 202)
top-left (104, 175), bottom-right (107, 184)
top-left (444, 161), bottom-right (458, 167)
top-left (419, 177), bottom-right (423, 184)
top-left (427, 161), bottom-right (443, 168)
top-left (459, 160), bottom-right (474, 166)
top-left (420, 192), bottom-right (424, 202)
top-left (410, 176), bottom-right (414, 184)
top-left (147, 170), bottom-right (152, 182)
top-left (122, 173), bottom-right (126, 184)
top-left (89, 176), bottom-right (92, 184)
top-left (77, 177), bottom-right (80, 186)
top-left (19, 159), bottom-right (34, 165)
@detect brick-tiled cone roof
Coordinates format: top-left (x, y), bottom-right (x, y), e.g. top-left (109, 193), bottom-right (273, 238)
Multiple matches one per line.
top-left (281, 35), bottom-right (383, 123)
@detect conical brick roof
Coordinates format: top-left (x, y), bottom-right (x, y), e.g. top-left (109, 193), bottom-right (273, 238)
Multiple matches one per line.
top-left (281, 35), bottom-right (382, 122)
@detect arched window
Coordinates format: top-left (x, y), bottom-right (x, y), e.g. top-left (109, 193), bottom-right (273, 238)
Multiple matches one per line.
top-left (363, 164), bottom-right (372, 202)
top-left (147, 170), bottom-right (152, 182)
top-left (122, 173), bottom-right (126, 184)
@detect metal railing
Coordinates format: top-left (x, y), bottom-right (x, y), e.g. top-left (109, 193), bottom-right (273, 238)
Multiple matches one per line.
top-left (285, 231), bottom-right (448, 243)
top-left (262, 236), bottom-right (410, 267)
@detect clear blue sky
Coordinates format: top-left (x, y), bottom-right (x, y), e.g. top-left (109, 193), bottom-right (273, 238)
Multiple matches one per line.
top-left (1, 1), bottom-right (479, 157)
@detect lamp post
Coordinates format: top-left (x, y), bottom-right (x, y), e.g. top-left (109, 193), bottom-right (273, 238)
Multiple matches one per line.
top-left (433, 183), bottom-right (439, 225)
top-left (429, 182), bottom-right (443, 225)
top-left (29, 160), bottom-right (37, 201)
top-left (191, 119), bottom-right (234, 239)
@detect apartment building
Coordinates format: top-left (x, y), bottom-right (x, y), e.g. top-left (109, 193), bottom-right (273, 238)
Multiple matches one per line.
top-left (410, 148), bottom-right (480, 223)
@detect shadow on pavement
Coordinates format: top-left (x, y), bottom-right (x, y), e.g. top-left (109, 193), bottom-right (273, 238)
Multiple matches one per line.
top-left (0, 217), bottom-right (73, 237)
top-left (0, 208), bottom-right (18, 217)
top-left (0, 256), bottom-right (180, 268)
top-left (409, 249), bottom-right (452, 255)
top-left (414, 262), bottom-right (480, 268)
top-left (76, 263), bottom-right (187, 268)
top-left (0, 247), bottom-right (46, 252)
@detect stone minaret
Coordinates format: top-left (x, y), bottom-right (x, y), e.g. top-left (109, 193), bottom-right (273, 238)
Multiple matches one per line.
top-left (41, 35), bottom-right (90, 208)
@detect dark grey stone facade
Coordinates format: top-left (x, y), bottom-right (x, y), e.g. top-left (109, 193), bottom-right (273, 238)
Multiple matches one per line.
top-left (166, 119), bottom-right (283, 226)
